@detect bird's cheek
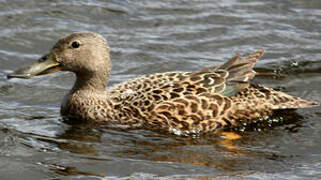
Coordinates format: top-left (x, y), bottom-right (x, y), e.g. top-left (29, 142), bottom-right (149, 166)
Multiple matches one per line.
top-left (54, 53), bottom-right (72, 70)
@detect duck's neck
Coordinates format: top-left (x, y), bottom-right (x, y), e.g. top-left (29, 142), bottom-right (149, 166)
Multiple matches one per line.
top-left (71, 72), bottom-right (109, 93)
top-left (61, 71), bottom-right (110, 119)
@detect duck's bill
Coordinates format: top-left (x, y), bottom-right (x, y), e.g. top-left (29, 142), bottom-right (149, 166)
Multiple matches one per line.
top-left (7, 54), bottom-right (62, 79)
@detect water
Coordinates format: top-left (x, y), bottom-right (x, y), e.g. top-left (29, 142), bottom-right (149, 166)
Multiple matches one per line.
top-left (0, 0), bottom-right (321, 179)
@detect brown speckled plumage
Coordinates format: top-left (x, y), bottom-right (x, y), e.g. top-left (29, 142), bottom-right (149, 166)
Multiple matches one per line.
top-left (9, 32), bottom-right (319, 135)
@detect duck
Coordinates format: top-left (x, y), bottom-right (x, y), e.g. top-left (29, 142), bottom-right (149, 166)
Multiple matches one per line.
top-left (7, 32), bottom-right (319, 135)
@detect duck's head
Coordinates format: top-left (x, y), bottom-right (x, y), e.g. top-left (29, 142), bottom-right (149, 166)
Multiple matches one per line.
top-left (8, 32), bottom-right (111, 89)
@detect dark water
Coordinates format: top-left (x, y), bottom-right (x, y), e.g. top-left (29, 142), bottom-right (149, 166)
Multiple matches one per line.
top-left (0, 0), bottom-right (321, 179)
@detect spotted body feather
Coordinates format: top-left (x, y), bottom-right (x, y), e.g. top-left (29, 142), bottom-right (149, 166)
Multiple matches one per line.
top-left (61, 49), bottom-right (318, 135)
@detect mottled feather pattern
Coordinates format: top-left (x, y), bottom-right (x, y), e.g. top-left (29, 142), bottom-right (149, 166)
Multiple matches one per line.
top-left (62, 49), bottom-right (318, 135)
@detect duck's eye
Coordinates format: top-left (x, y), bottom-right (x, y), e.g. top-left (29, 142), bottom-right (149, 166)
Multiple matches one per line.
top-left (71, 41), bottom-right (80, 49)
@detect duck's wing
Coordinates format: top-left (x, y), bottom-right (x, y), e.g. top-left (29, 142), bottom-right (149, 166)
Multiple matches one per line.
top-left (167, 49), bottom-right (265, 96)
top-left (108, 49), bottom-right (264, 98)
top-left (198, 49), bottom-right (264, 82)
top-left (143, 50), bottom-right (265, 133)
top-left (105, 50), bottom-right (265, 131)
top-left (107, 50), bottom-right (265, 109)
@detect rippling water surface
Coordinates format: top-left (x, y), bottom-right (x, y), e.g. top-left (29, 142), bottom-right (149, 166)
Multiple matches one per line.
top-left (0, 0), bottom-right (321, 179)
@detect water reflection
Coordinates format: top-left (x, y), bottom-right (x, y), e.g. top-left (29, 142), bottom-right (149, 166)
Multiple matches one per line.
top-left (19, 110), bottom-right (303, 177)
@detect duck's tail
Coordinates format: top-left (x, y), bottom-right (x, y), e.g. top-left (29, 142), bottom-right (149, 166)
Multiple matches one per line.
top-left (268, 88), bottom-right (320, 109)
